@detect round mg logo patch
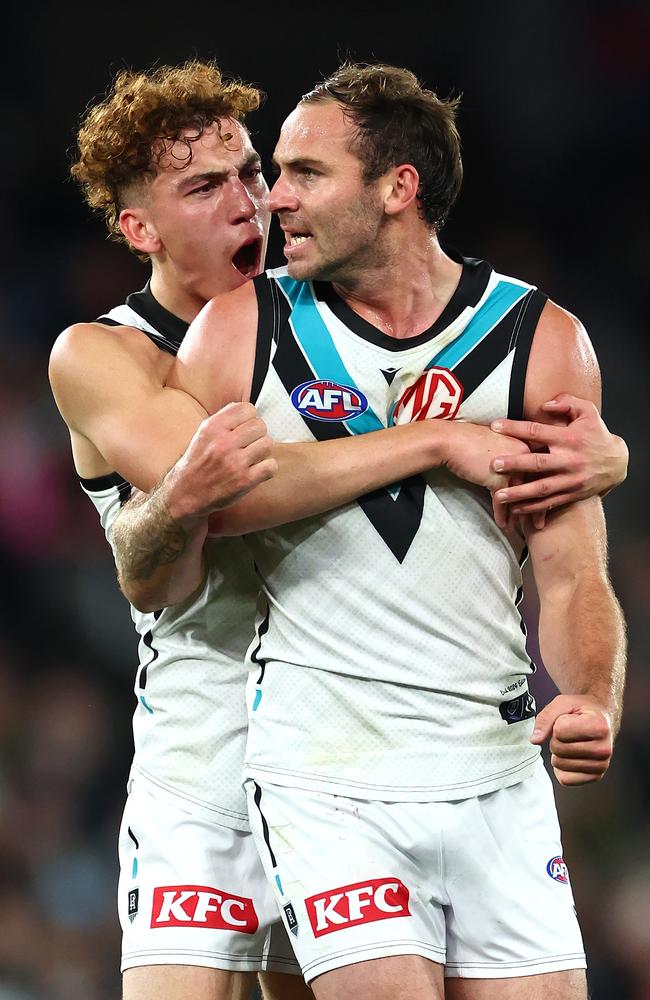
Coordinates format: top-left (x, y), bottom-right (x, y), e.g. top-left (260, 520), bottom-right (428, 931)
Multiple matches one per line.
top-left (392, 367), bottom-right (463, 423)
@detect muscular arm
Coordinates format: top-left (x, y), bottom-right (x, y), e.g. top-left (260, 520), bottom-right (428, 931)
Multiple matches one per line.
top-left (513, 301), bottom-right (626, 783)
top-left (113, 295), bottom-right (627, 609)
top-left (49, 321), bottom-right (275, 611)
top-left (208, 419), bottom-right (529, 536)
top-left (119, 410), bottom-right (533, 606)
top-left (490, 301), bottom-right (628, 515)
top-left (49, 322), bottom-right (208, 489)
top-left (171, 289), bottom-right (618, 539)
top-left (526, 499), bottom-right (626, 783)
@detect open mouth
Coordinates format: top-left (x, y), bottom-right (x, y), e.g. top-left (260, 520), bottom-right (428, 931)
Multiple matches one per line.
top-left (286, 233), bottom-right (313, 251)
top-left (232, 238), bottom-right (262, 278)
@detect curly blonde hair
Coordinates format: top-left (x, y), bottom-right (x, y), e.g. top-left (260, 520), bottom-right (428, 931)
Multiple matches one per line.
top-left (72, 60), bottom-right (262, 247)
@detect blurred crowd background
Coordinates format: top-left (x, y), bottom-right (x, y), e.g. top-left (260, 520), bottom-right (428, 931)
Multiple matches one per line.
top-left (1, 1), bottom-right (648, 997)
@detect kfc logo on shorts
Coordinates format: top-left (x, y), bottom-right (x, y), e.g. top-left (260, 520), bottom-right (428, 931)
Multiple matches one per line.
top-left (392, 367), bottom-right (463, 424)
top-left (546, 857), bottom-right (570, 884)
top-left (305, 877), bottom-right (411, 937)
top-left (151, 885), bottom-right (259, 933)
top-left (291, 379), bottom-right (369, 422)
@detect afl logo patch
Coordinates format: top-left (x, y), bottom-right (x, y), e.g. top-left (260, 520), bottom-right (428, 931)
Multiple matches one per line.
top-left (547, 856), bottom-right (570, 884)
top-left (291, 379), bottom-right (368, 422)
top-left (393, 367), bottom-right (463, 423)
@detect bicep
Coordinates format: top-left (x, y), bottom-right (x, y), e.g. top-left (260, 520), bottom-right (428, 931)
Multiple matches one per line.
top-left (92, 386), bottom-right (205, 491)
top-left (50, 326), bottom-right (206, 492)
top-left (524, 301), bottom-right (601, 422)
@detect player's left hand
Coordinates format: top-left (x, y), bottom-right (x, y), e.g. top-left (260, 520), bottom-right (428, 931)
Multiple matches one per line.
top-left (489, 394), bottom-right (628, 517)
top-left (530, 693), bottom-right (614, 785)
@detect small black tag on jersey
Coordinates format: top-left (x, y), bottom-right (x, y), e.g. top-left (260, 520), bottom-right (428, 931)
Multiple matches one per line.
top-left (128, 887), bottom-right (139, 922)
top-left (283, 901), bottom-right (299, 936)
top-left (380, 368), bottom-right (399, 385)
top-left (499, 691), bottom-right (536, 725)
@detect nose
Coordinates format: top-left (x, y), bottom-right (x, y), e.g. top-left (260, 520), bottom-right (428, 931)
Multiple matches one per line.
top-left (229, 177), bottom-right (257, 224)
top-left (268, 174), bottom-right (299, 214)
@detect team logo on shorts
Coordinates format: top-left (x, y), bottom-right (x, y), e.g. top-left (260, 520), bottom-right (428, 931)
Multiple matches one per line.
top-left (291, 379), bottom-right (368, 422)
top-left (151, 884), bottom-right (259, 933)
top-left (127, 887), bottom-right (139, 923)
top-left (305, 877), bottom-right (411, 937)
top-left (283, 901), bottom-right (299, 937)
top-left (392, 367), bottom-right (463, 424)
top-left (546, 856), bottom-right (570, 884)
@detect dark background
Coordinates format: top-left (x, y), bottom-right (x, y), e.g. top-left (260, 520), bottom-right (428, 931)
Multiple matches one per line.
top-left (1, 1), bottom-right (649, 997)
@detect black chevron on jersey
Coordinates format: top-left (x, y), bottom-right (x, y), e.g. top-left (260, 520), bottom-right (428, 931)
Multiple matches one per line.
top-left (450, 288), bottom-right (547, 413)
top-left (269, 317), bottom-right (425, 562)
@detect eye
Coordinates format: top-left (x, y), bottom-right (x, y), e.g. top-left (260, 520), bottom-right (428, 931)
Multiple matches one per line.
top-left (189, 180), bottom-right (218, 196)
top-left (242, 166), bottom-right (264, 185)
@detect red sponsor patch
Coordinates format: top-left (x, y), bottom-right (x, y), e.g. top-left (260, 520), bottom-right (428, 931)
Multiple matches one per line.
top-left (393, 367), bottom-right (463, 423)
top-left (305, 877), bottom-right (411, 937)
top-left (151, 885), bottom-right (258, 933)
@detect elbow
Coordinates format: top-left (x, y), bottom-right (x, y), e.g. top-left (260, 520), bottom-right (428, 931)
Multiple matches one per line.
top-left (118, 575), bottom-right (170, 615)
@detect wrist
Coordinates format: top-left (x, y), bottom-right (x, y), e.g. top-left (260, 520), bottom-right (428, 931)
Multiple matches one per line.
top-left (160, 467), bottom-right (208, 532)
top-left (423, 418), bottom-right (456, 469)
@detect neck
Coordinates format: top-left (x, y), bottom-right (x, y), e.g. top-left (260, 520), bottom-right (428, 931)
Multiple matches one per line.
top-left (149, 263), bottom-right (208, 323)
top-left (332, 233), bottom-right (462, 339)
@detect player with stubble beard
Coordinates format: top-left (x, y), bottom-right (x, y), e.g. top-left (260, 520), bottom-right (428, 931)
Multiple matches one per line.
top-left (148, 64), bottom-right (625, 1000)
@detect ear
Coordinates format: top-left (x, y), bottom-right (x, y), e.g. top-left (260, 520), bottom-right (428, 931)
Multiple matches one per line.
top-left (382, 164), bottom-right (420, 218)
top-left (119, 207), bottom-right (163, 255)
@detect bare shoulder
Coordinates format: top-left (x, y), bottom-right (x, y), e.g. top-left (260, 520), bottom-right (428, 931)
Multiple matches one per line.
top-left (51, 320), bottom-right (163, 380)
top-left (49, 321), bottom-right (168, 428)
top-left (173, 281), bottom-right (259, 411)
top-left (179, 281), bottom-right (258, 360)
top-left (524, 299), bottom-right (602, 419)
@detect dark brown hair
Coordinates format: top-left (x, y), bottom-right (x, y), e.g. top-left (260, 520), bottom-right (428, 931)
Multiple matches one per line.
top-left (72, 60), bottom-right (262, 246)
top-left (302, 63), bottom-right (462, 230)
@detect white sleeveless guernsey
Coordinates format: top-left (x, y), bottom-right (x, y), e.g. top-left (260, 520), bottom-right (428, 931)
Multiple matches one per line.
top-left (243, 255), bottom-right (546, 800)
top-left (82, 284), bottom-right (258, 829)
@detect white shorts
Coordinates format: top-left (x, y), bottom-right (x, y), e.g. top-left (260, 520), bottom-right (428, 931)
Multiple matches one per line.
top-left (118, 778), bottom-right (300, 974)
top-left (245, 761), bottom-right (585, 983)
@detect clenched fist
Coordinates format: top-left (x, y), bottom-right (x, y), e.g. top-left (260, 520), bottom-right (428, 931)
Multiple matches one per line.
top-left (530, 693), bottom-right (614, 785)
top-left (163, 402), bottom-right (277, 521)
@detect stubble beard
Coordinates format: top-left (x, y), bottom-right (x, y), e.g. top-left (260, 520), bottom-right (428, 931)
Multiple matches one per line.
top-left (291, 196), bottom-right (385, 286)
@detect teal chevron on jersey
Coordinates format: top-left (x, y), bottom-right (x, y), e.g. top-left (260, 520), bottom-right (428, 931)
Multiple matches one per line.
top-left (276, 275), bottom-right (385, 435)
top-left (427, 280), bottom-right (528, 371)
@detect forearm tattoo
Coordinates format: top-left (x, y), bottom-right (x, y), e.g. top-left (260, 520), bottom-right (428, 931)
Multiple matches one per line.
top-left (113, 487), bottom-right (188, 582)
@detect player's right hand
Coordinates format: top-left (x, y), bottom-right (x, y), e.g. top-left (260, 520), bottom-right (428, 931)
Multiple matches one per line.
top-left (443, 422), bottom-right (530, 491)
top-left (162, 402), bottom-right (277, 520)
